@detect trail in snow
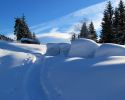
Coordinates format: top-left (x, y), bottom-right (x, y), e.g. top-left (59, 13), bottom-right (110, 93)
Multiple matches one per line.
top-left (0, 41), bottom-right (47, 100)
top-left (24, 53), bottom-right (47, 100)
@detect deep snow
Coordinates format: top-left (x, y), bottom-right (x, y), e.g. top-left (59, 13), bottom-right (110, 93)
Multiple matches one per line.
top-left (0, 41), bottom-right (46, 100)
top-left (0, 39), bottom-right (125, 100)
top-left (68, 39), bottom-right (99, 58)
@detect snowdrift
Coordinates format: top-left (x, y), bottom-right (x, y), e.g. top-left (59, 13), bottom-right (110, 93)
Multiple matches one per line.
top-left (41, 56), bottom-right (125, 100)
top-left (68, 38), bottom-right (99, 58)
top-left (41, 39), bottom-right (125, 100)
top-left (46, 43), bottom-right (70, 56)
top-left (0, 41), bottom-right (46, 100)
top-left (95, 43), bottom-right (125, 57)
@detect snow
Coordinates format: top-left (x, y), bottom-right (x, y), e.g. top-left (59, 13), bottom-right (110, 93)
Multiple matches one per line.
top-left (46, 43), bottom-right (60, 56)
top-left (46, 43), bottom-right (70, 56)
top-left (58, 43), bottom-right (70, 56)
top-left (1, 39), bottom-right (125, 100)
top-left (95, 43), bottom-right (125, 57)
top-left (68, 38), bottom-right (99, 58)
top-left (0, 40), bottom-right (46, 100)
top-left (41, 56), bottom-right (125, 100)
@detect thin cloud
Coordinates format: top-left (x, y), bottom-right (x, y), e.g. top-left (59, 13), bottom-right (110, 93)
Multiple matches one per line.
top-left (37, 28), bottom-right (71, 40)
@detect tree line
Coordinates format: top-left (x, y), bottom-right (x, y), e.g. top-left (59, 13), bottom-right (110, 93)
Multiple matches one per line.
top-left (0, 34), bottom-right (13, 41)
top-left (71, 21), bottom-right (97, 42)
top-left (72, 0), bottom-right (125, 45)
top-left (100, 0), bottom-right (125, 45)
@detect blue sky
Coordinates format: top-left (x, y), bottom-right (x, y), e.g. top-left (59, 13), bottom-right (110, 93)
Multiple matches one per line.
top-left (0, 0), bottom-right (106, 33)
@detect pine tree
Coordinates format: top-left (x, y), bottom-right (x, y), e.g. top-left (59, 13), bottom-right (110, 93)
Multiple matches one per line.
top-left (113, 8), bottom-right (120, 43)
top-left (79, 22), bottom-right (89, 38)
top-left (88, 21), bottom-right (97, 41)
top-left (14, 15), bottom-right (32, 40)
top-left (117, 0), bottom-right (125, 44)
top-left (100, 1), bottom-right (114, 43)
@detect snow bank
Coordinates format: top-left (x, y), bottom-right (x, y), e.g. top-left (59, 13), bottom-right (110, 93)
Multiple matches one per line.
top-left (58, 43), bottom-right (71, 56)
top-left (46, 43), bottom-right (70, 56)
top-left (0, 41), bottom-right (46, 54)
top-left (41, 56), bottom-right (125, 100)
top-left (46, 43), bottom-right (60, 56)
top-left (68, 38), bottom-right (99, 58)
top-left (0, 41), bottom-right (46, 100)
top-left (95, 43), bottom-right (125, 57)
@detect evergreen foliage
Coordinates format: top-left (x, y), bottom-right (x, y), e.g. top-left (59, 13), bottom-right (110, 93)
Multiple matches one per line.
top-left (0, 34), bottom-right (13, 41)
top-left (100, 1), bottom-right (114, 43)
top-left (79, 22), bottom-right (89, 38)
top-left (112, 8), bottom-right (119, 43)
top-left (117, 0), bottom-right (125, 44)
top-left (88, 22), bottom-right (97, 41)
top-left (100, 0), bottom-right (125, 45)
top-left (14, 15), bottom-right (33, 40)
top-left (13, 15), bottom-right (40, 44)
top-left (70, 21), bottom-right (97, 42)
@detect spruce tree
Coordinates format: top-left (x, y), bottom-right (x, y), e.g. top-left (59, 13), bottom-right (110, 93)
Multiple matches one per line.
top-left (117, 0), bottom-right (125, 44)
top-left (14, 15), bottom-right (32, 40)
top-left (88, 21), bottom-right (97, 41)
top-left (113, 8), bottom-right (120, 43)
top-left (79, 22), bottom-right (89, 38)
top-left (100, 1), bottom-right (114, 43)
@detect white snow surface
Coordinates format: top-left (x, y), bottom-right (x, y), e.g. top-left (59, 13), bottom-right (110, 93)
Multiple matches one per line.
top-left (68, 38), bottom-right (99, 58)
top-left (0, 41), bottom-right (47, 100)
top-left (41, 56), bottom-right (125, 100)
top-left (46, 43), bottom-right (70, 56)
top-left (0, 39), bottom-right (125, 100)
top-left (95, 43), bottom-right (125, 57)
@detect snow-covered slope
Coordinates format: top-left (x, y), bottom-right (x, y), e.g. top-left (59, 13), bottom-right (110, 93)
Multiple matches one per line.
top-left (95, 43), bottom-right (125, 57)
top-left (41, 39), bottom-right (125, 100)
top-left (41, 56), bottom-right (125, 100)
top-left (1, 39), bottom-right (125, 100)
top-left (0, 41), bottom-right (46, 100)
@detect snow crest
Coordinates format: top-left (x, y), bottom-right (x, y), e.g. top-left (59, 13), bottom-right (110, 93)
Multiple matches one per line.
top-left (68, 38), bottom-right (99, 58)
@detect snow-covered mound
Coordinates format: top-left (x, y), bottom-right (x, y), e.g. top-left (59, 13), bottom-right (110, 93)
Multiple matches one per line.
top-left (46, 43), bottom-right (60, 56)
top-left (68, 38), bottom-right (99, 58)
top-left (0, 41), bottom-right (46, 54)
top-left (95, 43), bottom-right (125, 57)
top-left (0, 49), bottom-right (36, 67)
top-left (46, 43), bottom-right (70, 56)
top-left (58, 43), bottom-right (70, 56)
top-left (41, 56), bottom-right (125, 100)
top-left (0, 41), bottom-right (46, 100)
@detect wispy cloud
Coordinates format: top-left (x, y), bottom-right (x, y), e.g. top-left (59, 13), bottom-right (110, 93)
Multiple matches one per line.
top-left (37, 28), bottom-right (71, 40)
